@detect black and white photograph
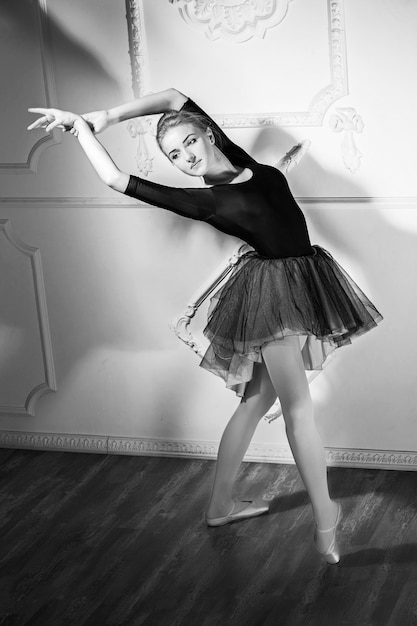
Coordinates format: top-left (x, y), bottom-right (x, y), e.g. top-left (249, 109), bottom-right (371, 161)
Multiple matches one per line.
top-left (1, 0), bottom-right (417, 624)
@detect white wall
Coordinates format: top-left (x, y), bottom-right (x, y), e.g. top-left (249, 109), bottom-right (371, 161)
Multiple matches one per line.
top-left (1, 0), bottom-right (416, 465)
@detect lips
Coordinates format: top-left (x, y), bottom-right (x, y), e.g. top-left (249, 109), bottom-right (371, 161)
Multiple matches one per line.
top-left (191, 159), bottom-right (201, 170)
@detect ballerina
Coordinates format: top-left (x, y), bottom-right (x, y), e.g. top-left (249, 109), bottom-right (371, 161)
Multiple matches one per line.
top-left (28, 88), bottom-right (382, 563)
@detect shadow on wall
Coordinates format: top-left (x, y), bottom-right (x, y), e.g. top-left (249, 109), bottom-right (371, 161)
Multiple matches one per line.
top-left (24, 115), bottom-right (416, 437)
top-left (154, 121), bottom-right (378, 259)
top-left (1, 0), bottom-right (121, 110)
top-left (5, 0), bottom-right (412, 436)
top-left (0, 1), bottom-right (229, 430)
top-left (250, 125), bottom-right (397, 283)
top-left (249, 126), bottom-right (417, 449)
top-left (14, 206), bottom-right (201, 432)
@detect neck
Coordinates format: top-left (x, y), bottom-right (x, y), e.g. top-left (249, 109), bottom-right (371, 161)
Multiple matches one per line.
top-left (202, 147), bottom-right (241, 185)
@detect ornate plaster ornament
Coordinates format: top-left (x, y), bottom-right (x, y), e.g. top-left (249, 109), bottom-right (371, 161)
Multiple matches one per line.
top-left (2, 429), bottom-right (417, 471)
top-left (329, 107), bottom-right (364, 173)
top-left (169, 243), bottom-right (253, 359)
top-left (168, 0), bottom-right (294, 43)
top-left (127, 0), bottom-right (348, 128)
top-left (127, 118), bottom-right (154, 176)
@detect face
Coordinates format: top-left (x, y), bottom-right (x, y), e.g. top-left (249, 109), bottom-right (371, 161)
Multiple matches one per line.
top-left (161, 123), bottom-right (215, 177)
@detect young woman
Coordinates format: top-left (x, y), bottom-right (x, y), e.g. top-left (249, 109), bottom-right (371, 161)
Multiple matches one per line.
top-left (28, 88), bottom-right (382, 564)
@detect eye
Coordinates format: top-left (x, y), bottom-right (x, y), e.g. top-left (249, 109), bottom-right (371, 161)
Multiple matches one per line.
top-left (187, 138), bottom-right (196, 145)
top-left (171, 153), bottom-right (179, 161)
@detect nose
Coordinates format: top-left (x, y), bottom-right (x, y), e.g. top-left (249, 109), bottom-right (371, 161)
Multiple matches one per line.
top-left (185, 148), bottom-right (196, 163)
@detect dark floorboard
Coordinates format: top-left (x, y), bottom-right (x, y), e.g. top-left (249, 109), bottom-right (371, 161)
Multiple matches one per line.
top-left (1, 448), bottom-right (417, 625)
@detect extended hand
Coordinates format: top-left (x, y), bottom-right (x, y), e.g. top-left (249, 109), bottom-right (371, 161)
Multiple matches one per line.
top-left (27, 107), bottom-right (81, 133)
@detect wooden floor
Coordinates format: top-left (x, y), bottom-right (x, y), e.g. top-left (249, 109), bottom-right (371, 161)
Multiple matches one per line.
top-left (1, 449), bottom-right (417, 626)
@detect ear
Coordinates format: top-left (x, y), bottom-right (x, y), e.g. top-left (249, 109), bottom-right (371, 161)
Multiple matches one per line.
top-left (206, 128), bottom-right (215, 145)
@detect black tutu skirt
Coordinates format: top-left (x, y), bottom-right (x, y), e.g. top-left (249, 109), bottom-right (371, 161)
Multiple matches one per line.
top-left (200, 246), bottom-right (383, 395)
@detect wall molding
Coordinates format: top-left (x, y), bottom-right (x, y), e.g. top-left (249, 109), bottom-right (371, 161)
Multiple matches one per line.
top-left (1, 0), bottom-right (60, 173)
top-left (1, 430), bottom-right (417, 471)
top-left (1, 197), bottom-right (417, 209)
top-left (0, 197), bottom-right (140, 208)
top-left (0, 431), bottom-right (108, 454)
top-left (127, 0), bottom-right (348, 127)
top-left (169, 0), bottom-right (294, 44)
top-left (0, 220), bottom-right (57, 416)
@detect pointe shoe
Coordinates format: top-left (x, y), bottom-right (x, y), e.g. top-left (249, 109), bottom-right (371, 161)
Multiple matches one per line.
top-left (206, 499), bottom-right (269, 527)
top-left (314, 502), bottom-right (342, 564)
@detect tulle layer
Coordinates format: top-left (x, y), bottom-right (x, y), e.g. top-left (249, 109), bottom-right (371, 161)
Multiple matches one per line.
top-left (200, 246), bottom-right (383, 395)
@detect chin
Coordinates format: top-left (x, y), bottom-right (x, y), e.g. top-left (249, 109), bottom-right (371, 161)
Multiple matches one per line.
top-left (189, 168), bottom-right (206, 178)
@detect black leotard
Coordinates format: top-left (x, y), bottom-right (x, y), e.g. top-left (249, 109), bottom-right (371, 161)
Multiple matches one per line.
top-left (124, 98), bottom-right (314, 259)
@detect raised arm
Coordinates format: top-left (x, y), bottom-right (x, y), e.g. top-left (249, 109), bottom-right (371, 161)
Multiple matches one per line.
top-left (82, 88), bottom-right (188, 134)
top-left (27, 106), bottom-right (216, 221)
top-left (28, 108), bottom-right (129, 191)
top-left (72, 117), bottom-right (129, 191)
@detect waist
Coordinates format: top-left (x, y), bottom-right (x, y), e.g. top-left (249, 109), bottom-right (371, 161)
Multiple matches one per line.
top-left (250, 245), bottom-right (317, 260)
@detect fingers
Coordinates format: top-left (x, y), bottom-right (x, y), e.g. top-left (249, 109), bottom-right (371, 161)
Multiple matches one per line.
top-left (27, 116), bottom-right (48, 130)
top-left (28, 107), bottom-right (59, 132)
top-left (28, 107), bottom-right (51, 115)
top-left (63, 127), bottom-right (78, 136)
top-left (45, 119), bottom-right (62, 133)
top-left (62, 126), bottom-right (78, 137)
top-left (28, 108), bottom-right (56, 131)
top-left (27, 107), bottom-right (79, 135)
top-left (27, 116), bottom-right (58, 132)
top-left (27, 108), bottom-right (67, 133)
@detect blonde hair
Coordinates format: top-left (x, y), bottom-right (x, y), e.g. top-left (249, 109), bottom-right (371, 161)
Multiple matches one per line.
top-left (156, 109), bottom-right (222, 156)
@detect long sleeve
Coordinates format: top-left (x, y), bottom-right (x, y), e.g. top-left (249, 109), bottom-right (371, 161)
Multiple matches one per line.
top-left (181, 99), bottom-right (257, 168)
top-left (124, 174), bottom-right (216, 221)
top-left (123, 96), bottom-right (256, 223)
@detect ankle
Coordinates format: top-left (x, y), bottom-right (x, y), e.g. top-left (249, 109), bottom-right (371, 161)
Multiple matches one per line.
top-left (207, 498), bottom-right (234, 518)
top-left (313, 499), bottom-right (338, 530)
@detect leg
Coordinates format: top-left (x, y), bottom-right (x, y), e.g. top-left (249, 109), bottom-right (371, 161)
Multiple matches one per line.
top-left (261, 337), bottom-right (338, 533)
top-left (206, 361), bottom-right (277, 519)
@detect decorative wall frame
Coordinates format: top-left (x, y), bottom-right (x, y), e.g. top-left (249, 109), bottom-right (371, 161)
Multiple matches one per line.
top-left (126, 0), bottom-right (348, 128)
top-left (0, 0), bottom-right (59, 173)
top-left (0, 220), bottom-right (57, 416)
top-left (168, 0), bottom-right (295, 43)
top-left (169, 243), bottom-right (252, 359)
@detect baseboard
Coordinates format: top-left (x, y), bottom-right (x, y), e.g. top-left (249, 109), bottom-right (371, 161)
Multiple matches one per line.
top-left (0, 431), bottom-right (108, 454)
top-left (1, 430), bottom-right (417, 471)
